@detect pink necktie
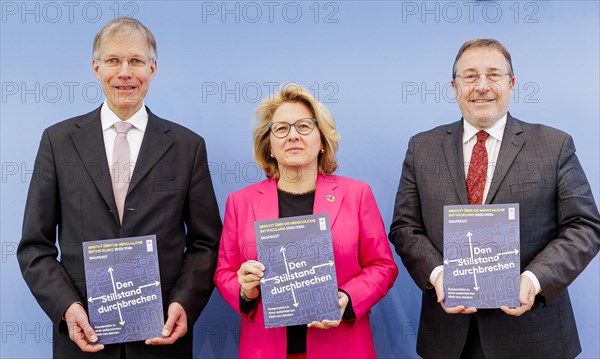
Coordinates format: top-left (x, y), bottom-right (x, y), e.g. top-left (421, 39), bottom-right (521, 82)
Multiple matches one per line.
top-left (112, 121), bottom-right (133, 224)
top-left (466, 130), bottom-right (489, 205)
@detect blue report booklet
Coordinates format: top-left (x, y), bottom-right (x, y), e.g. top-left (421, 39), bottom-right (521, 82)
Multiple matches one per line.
top-left (443, 204), bottom-right (520, 308)
top-left (255, 214), bottom-right (341, 328)
top-left (82, 235), bottom-right (164, 344)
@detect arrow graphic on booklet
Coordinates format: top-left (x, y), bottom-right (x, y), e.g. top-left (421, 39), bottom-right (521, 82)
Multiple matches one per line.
top-left (497, 249), bottom-right (519, 256)
top-left (108, 267), bottom-right (125, 325)
top-left (138, 281), bottom-right (160, 290)
top-left (312, 261), bottom-right (334, 269)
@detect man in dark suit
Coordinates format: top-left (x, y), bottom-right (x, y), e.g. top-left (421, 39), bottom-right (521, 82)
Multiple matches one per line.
top-left (389, 39), bottom-right (600, 358)
top-left (17, 18), bottom-right (222, 358)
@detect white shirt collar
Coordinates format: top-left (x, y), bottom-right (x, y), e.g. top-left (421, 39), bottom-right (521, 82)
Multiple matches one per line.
top-left (100, 101), bottom-right (149, 131)
top-left (462, 114), bottom-right (507, 144)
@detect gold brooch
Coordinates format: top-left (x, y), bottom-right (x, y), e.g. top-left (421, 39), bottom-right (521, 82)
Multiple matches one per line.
top-left (326, 195), bottom-right (335, 203)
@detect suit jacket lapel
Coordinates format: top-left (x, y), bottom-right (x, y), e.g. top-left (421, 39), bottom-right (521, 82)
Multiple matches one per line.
top-left (251, 178), bottom-right (279, 221)
top-left (70, 107), bottom-right (119, 222)
top-left (127, 109), bottom-right (173, 195)
top-left (314, 175), bottom-right (343, 227)
top-left (250, 175), bottom-right (343, 228)
top-left (485, 114), bottom-right (524, 204)
top-left (443, 120), bottom-right (469, 204)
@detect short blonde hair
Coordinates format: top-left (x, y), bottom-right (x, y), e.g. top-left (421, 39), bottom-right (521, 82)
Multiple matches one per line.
top-left (253, 83), bottom-right (339, 179)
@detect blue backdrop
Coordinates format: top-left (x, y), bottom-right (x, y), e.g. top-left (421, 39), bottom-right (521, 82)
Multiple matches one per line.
top-left (1, 1), bottom-right (598, 358)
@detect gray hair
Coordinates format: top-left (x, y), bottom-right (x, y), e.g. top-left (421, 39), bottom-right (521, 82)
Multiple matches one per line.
top-left (452, 38), bottom-right (513, 78)
top-left (92, 17), bottom-right (157, 61)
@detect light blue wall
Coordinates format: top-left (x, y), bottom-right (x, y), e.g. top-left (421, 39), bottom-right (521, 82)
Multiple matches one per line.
top-left (1, 1), bottom-right (598, 358)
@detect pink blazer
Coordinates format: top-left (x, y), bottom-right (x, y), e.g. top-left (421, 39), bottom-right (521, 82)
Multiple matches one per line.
top-left (214, 175), bottom-right (398, 358)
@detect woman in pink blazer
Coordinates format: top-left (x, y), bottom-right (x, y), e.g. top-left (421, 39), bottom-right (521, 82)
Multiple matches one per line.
top-left (214, 83), bottom-right (398, 359)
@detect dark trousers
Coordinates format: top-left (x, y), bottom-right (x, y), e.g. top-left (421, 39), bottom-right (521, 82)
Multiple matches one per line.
top-left (460, 315), bottom-right (485, 359)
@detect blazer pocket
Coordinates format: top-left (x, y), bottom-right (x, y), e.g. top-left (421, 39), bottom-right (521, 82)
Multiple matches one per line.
top-left (154, 180), bottom-right (186, 192)
top-left (510, 180), bottom-right (543, 194)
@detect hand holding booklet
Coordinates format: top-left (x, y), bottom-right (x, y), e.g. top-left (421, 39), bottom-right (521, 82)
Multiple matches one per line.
top-left (443, 204), bottom-right (520, 308)
top-left (255, 213), bottom-right (341, 328)
top-left (83, 235), bottom-right (164, 344)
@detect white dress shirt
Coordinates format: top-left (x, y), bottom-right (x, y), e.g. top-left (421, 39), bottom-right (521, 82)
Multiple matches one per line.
top-left (101, 101), bottom-right (148, 175)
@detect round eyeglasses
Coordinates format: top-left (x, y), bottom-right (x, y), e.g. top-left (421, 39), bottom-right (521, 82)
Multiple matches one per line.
top-left (269, 118), bottom-right (317, 139)
top-left (98, 57), bottom-right (154, 70)
top-left (454, 72), bottom-right (511, 84)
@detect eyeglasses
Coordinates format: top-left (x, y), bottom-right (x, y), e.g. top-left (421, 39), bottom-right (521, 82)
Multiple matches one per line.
top-left (455, 72), bottom-right (511, 84)
top-left (269, 118), bottom-right (317, 139)
top-left (98, 57), bottom-right (154, 70)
